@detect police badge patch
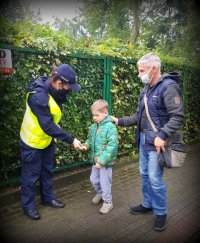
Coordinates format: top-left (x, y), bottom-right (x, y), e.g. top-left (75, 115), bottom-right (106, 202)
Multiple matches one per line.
top-left (174, 96), bottom-right (181, 105)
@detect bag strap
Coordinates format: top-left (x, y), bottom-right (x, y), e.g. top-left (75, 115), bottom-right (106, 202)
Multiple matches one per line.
top-left (144, 94), bottom-right (158, 133)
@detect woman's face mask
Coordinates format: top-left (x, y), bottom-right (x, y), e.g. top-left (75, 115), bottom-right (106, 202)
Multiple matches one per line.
top-left (49, 84), bottom-right (70, 103)
top-left (140, 66), bottom-right (153, 84)
top-left (58, 88), bottom-right (70, 97)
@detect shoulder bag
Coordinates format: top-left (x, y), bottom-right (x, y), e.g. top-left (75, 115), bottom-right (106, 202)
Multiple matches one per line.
top-left (144, 94), bottom-right (187, 168)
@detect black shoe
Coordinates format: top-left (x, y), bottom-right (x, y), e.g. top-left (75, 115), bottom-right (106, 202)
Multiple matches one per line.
top-left (130, 204), bottom-right (153, 215)
top-left (42, 199), bottom-right (65, 208)
top-left (154, 215), bottom-right (167, 231)
top-left (24, 208), bottom-right (40, 220)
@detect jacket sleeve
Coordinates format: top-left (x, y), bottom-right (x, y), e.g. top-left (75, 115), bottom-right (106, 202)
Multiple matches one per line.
top-left (158, 83), bottom-right (185, 140)
top-left (118, 106), bottom-right (138, 127)
top-left (96, 124), bottom-right (118, 167)
top-left (84, 126), bottom-right (93, 149)
top-left (28, 92), bottom-right (75, 144)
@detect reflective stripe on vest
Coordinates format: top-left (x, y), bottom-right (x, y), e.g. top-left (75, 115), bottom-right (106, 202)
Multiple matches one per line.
top-left (20, 93), bottom-right (62, 149)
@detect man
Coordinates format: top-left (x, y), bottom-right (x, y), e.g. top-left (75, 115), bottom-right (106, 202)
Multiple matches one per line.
top-left (111, 52), bottom-right (184, 231)
top-left (20, 64), bottom-right (83, 220)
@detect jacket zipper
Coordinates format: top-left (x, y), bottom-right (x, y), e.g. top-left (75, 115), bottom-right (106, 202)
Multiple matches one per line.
top-left (93, 124), bottom-right (98, 164)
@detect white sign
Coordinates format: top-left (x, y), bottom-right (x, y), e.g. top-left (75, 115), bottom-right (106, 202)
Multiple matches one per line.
top-left (0, 49), bottom-right (13, 75)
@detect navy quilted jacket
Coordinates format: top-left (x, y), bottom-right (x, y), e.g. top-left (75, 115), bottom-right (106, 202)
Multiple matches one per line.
top-left (118, 72), bottom-right (185, 151)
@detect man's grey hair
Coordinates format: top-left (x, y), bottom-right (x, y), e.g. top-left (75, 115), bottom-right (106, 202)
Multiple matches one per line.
top-left (137, 52), bottom-right (161, 69)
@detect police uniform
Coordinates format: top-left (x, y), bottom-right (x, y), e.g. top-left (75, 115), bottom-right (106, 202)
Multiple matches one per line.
top-left (20, 64), bottom-right (80, 218)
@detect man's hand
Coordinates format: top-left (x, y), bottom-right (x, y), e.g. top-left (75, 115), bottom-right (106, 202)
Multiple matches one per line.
top-left (95, 163), bottom-right (102, 169)
top-left (110, 116), bottom-right (118, 125)
top-left (154, 136), bottom-right (166, 154)
top-left (73, 138), bottom-right (83, 150)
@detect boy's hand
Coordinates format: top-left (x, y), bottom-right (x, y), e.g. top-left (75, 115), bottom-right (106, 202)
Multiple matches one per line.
top-left (95, 163), bottom-right (102, 169)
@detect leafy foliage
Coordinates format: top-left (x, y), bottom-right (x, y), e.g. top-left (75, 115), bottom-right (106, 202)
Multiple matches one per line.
top-left (0, 17), bottom-right (200, 182)
top-left (55, 0), bottom-right (199, 66)
top-left (0, 48), bottom-right (104, 180)
top-left (81, 0), bottom-right (133, 40)
top-left (55, 56), bottom-right (104, 165)
top-left (137, 0), bottom-right (200, 65)
top-left (0, 0), bottom-right (41, 23)
top-left (111, 61), bottom-right (142, 153)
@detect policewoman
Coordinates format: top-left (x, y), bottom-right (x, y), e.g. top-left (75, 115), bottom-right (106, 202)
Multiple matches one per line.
top-left (20, 64), bottom-right (82, 220)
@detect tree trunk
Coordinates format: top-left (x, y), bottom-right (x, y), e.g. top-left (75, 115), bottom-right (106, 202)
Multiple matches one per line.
top-left (130, 0), bottom-right (139, 44)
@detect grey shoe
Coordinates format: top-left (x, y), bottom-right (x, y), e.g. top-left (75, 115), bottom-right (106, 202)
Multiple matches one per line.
top-left (91, 193), bottom-right (102, 204)
top-left (99, 202), bottom-right (113, 214)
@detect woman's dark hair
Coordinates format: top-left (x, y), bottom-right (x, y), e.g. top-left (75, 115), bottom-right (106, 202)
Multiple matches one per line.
top-left (49, 66), bottom-right (59, 83)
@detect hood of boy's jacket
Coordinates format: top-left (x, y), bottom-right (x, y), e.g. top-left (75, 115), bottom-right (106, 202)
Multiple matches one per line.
top-left (161, 71), bottom-right (181, 83)
top-left (99, 115), bottom-right (113, 125)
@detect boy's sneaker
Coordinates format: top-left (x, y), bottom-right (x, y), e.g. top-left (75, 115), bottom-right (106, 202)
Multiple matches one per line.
top-left (91, 193), bottom-right (102, 204)
top-left (99, 202), bottom-right (113, 214)
top-left (130, 204), bottom-right (153, 215)
top-left (154, 215), bottom-right (167, 231)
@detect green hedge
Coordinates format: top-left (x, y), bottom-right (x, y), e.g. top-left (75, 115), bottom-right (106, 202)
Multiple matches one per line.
top-left (0, 47), bottom-right (200, 183)
top-left (0, 49), bottom-right (105, 181)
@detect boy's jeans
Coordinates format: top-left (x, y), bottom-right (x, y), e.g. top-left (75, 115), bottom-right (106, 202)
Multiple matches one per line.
top-left (90, 165), bottom-right (112, 203)
top-left (139, 132), bottom-right (167, 215)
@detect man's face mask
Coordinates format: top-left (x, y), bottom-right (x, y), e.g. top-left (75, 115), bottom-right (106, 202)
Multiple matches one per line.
top-left (140, 66), bottom-right (153, 84)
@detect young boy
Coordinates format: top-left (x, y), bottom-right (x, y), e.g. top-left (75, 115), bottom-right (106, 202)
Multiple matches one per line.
top-left (82, 99), bottom-right (118, 214)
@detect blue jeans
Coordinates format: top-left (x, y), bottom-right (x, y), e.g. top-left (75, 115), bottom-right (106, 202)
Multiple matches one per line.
top-left (139, 132), bottom-right (167, 215)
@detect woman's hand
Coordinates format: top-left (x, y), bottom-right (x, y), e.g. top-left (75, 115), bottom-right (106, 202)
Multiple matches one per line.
top-left (73, 138), bottom-right (83, 150)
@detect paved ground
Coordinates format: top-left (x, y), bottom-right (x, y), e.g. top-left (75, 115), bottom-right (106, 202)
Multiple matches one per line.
top-left (0, 143), bottom-right (199, 243)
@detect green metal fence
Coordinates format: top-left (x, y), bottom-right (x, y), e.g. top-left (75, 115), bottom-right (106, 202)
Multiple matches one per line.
top-left (1, 44), bottom-right (200, 186)
top-left (0, 44), bottom-right (138, 186)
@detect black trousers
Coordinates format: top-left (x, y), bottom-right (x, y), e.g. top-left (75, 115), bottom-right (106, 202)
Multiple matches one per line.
top-left (20, 140), bottom-right (56, 211)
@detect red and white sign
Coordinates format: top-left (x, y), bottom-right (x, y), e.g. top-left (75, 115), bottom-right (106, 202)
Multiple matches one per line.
top-left (0, 49), bottom-right (13, 75)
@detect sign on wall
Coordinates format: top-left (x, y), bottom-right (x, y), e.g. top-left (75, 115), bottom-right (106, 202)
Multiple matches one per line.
top-left (0, 49), bottom-right (14, 75)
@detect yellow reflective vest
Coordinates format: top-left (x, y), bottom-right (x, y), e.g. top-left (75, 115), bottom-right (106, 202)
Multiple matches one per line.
top-left (20, 92), bottom-right (62, 149)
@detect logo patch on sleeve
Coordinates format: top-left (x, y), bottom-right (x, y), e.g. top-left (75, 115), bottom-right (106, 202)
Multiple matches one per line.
top-left (174, 96), bottom-right (181, 105)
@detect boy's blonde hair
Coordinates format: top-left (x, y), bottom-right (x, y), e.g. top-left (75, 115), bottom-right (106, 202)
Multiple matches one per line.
top-left (91, 99), bottom-right (109, 112)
